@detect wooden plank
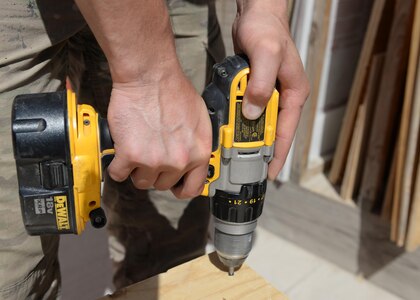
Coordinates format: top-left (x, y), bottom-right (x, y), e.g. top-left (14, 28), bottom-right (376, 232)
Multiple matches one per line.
top-left (100, 253), bottom-right (287, 300)
top-left (261, 181), bottom-right (420, 300)
top-left (340, 54), bottom-right (384, 201)
top-left (329, 0), bottom-right (387, 184)
top-left (404, 5), bottom-right (420, 248)
top-left (406, 146), bottom-right (420, 251)
top-left (358, 0), bottom-right (414, 207)
top-left (381, 145), bottom-right (396, 223)
top-left (395, 0), bottom-right (420, 247)
top-left (291, 0), bottom-right (332, 182)
top-left (341, 102), bottom-right (366, 201)
top-left (400, 53), bottom-right (420, 248)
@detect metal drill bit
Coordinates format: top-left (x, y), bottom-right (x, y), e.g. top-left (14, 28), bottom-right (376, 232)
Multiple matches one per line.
top-left (228, 266), bottom-right (235, 276)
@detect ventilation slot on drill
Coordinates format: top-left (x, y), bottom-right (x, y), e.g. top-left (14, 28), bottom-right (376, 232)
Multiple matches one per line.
top-left (238, 150), bottom-right (259, 156)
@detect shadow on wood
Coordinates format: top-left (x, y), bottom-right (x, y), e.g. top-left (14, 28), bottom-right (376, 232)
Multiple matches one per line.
top-left (357, 196), bottom-right (404, 278)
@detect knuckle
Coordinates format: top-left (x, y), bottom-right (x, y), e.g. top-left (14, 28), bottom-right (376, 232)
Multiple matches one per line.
top-left (132, 182), bottom-right (143, 189)
top-left (124, 151), bottom-right (139, 165)
top-left (132, 179), bottom-right (151, 190)
top-left (108, 170), bottom-right (125, 182)
top-left (259, 38), bottom-right (283, 57)
top-left (146, 158), bottom-right (160, 170)
top-left (179, 188), bottom-right (197, 199)
top-left (144, 151), bottom-right (165, 170)
top-left (154, 182), bottom-right (170, 191)
top-left (174, 150), bottom-right (190, 170)
top-left (198, 143), bottom-right (212, 163)
top-left (108, 163), bottom-right (126, 182)
top-left (248, 82), bottom-right (274, 102)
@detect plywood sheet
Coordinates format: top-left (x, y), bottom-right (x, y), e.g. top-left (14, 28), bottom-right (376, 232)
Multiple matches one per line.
top-left (100, 253), bottom-right (287, 300)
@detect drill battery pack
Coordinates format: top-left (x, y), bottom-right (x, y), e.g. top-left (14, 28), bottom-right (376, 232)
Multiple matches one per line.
top-left (12, 90), bottom-right (111, 235)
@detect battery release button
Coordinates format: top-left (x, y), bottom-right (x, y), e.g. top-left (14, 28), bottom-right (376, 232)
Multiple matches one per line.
top-left (41, 161), bottom-right (68, 189)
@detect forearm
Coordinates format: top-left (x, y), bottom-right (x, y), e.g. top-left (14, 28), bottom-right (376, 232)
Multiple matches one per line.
top-left (75, 0), bottom-right (179, 83)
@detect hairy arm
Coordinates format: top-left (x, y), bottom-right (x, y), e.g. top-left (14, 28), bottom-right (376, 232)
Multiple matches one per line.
top-left (75, 0), bottom-right (176, 83)
top-left (74, 0), bottom-right (212, 198)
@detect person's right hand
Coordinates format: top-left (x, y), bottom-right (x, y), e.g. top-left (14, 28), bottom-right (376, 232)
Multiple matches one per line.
top-left (232, 0), bottom-right (310, 180)
top-left (106, 59), bottom-right (212, 199)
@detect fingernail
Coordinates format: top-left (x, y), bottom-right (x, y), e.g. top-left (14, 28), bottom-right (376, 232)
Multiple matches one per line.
top-left (244, 101), bottom-right (264, 120)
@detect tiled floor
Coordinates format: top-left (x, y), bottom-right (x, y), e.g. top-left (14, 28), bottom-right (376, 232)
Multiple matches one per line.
top-left (247, 227), bottom-right (402, 300)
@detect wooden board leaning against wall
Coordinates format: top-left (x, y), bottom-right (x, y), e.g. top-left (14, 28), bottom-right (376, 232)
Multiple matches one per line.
top-left (290, 0), bottom-right (420, 250)
top-left (328, 0), bottom-right (387, 185)
top-left (392, 0), bottom-right (420, 248)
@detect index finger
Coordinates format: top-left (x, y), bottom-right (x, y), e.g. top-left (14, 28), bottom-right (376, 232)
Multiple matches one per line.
top-left (268, 46), bottom-right (309, 179)
top-left (268, 99), bottom-right (302, 180)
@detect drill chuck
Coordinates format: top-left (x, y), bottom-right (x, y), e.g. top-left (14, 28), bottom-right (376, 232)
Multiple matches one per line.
top-left (214, 218), bottom-right (257, 275)
top-left (210, 180), bottom-right (267, 274)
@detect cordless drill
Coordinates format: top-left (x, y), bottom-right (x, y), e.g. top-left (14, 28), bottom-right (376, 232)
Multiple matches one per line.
top-left (12, 55), bottom-right (279, 275)
top-left (201, 55), bottom-right (279, 275)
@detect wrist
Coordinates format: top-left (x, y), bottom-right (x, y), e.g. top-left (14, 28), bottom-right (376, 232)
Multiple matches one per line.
top-left (236, 0), bottom-right (288, 15)
top-left (108, 22), bottom-right (179, 84)
top-left (110, 59), bottom-right (191, 105)
top-left (110, 49), bottom-right (180, 85)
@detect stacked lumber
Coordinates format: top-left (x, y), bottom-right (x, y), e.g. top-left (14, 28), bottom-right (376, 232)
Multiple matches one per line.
top-left (329, 0), bottom-right (420, 249)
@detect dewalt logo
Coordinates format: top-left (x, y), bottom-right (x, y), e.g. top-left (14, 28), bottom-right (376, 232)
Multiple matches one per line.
top-left (54, 195), bottom-right (70, 230)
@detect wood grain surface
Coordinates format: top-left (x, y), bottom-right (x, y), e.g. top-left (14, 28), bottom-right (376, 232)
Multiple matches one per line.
top-left (329, 0), bottom-right (387, 184)
top-left (100, 253), bottom-right (287, 300)
top-left (381, 145), bottom-right (396, 223)
top-left (359, 0), bottom-right (414, 207)
top-left (340, 54), bottom-right (384, 201)
top-left (406, 147), bottom-right (420, 251)
top-left (394, 0), bottom-right (420, 247)
top-left (402, 7), bottom-right (420, 248)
